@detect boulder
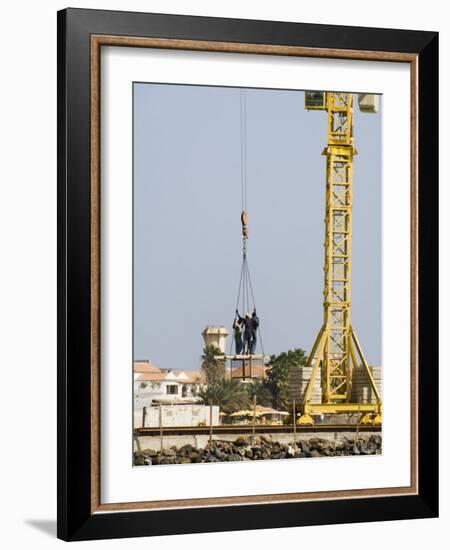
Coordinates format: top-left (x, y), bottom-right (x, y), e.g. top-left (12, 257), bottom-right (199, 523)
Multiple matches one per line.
top-left (306, 450), bottom-right (321, 458)
top-left (352, 443), bottom-right (360, 455)
top-left (205, 454), bottom-right (219, 463)
top-left (162, 448), bottom-right (176, 457)
top-left (179, 444), bottom-right (196, 456)
top-left (317, 440), bottom-right (332, 452)
top-left (286, 445), bottom-right (296, 457)
top-left (228, 453), bottom-right (244, 461)
top-left (261, 448), bottom-right (271, 459)
top-left (176, 456), bottom-right (192, 464)
top-left (252, 448), bottom-right (262, 459)
top-left (143, 448), bottom-right (157, 457)
top-left (214, 448), bottom-right (225, 460)
top-left (360, 442), bottom-right (378, 455)
top-left (220, 442), bottom-right (232, 453)
top-left (159, 457), bottom-right (175, 465)
top-left (299, 440), bottom-right (310, 453)
top-left (370, 435), bottom-right (382, 447)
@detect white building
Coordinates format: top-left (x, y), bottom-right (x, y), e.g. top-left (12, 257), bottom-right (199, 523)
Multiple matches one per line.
top-left (134, 360), bottom-right (205, 406)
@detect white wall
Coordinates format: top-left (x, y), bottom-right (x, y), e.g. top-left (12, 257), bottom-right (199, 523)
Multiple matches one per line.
top-left (135, 382), bottom-right (166, 403)
top-left (0, 1), bottom-right (446, 549)
top-left (143, 404), bottom-right (219, 427)
top-left (135, 380), bottom-right (198, 403)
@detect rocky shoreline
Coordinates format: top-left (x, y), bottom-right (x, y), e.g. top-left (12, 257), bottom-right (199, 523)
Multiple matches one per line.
top-left (134, 434), bottom-right (382, 466)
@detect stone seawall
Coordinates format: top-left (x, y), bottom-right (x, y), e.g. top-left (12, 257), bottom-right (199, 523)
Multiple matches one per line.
top-left (134, 433), bottom-right (382, 466)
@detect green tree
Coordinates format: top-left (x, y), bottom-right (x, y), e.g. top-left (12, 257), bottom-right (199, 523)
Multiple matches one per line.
top-left (265, 348), bottom-right (307, 410)
top-left (196, 378), bottom-right (250, 415)
top-left (201, 345), bottom-right (226, 384)
top-left (246, 380), bottom-right (273, 407)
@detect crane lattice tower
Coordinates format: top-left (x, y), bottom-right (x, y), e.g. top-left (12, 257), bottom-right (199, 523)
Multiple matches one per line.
top-left (298, 92), bottom-right (382, 426)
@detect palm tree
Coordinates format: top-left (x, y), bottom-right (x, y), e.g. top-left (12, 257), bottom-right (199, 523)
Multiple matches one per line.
top-left (196, 378), bottom-right (250, 415)
top-left (201, 345), bottom-right (226, 384)
top-left (246, 380), bottom-right (273, 407)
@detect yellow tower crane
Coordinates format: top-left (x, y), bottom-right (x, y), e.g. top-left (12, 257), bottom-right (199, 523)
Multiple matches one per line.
top-left (298, 91), bottom-right (382, 426)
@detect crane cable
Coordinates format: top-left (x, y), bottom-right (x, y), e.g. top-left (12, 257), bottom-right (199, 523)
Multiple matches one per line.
top-left (240, 89), bottom-right (248, 213)
top-left (229, 89), bottom-right (265, 358)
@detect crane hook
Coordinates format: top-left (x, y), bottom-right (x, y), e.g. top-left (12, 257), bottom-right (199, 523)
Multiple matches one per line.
top-left (241, 210), bottom-right (248, 241)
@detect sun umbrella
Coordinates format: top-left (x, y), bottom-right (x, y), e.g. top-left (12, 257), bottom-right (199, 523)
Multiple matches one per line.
top-left (257, 407), bottom-right (289, 416)
top-left (229, 409), bottom-right (262, 417)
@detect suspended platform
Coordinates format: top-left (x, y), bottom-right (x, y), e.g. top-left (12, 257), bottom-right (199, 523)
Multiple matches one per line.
top-left (222, 354), bottom-right (269, 361)
top-left (216, 354), bottom-right (269, 381)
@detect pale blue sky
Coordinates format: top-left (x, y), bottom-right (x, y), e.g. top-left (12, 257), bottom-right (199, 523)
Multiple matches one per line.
top-left (133, 84), bottom-right (382, 370)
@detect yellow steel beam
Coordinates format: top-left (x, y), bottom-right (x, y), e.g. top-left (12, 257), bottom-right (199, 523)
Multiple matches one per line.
top-left (304, 403), bottom-right (380, 414)
top-left (302, 325), bottom-right (327, 404)
top-left (350, 327), bottom-right (382, 405)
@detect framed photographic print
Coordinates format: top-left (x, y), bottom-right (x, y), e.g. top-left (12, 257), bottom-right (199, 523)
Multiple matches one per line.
top-left (57, 8), bottom-right (438, 541)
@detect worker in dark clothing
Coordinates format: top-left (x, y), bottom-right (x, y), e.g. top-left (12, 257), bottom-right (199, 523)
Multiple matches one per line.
top-left (235, 309), bottom-right (252, 354)
top-left (250, 309), bottom-right (259, 354)
top-left (236, 308), bottom-right (259, 355)
top-left (233, 316), bottom-right (244, 355)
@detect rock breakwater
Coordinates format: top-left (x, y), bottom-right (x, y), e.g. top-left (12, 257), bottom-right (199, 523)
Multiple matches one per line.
top-left (134, 434), bottom-right (382, 466)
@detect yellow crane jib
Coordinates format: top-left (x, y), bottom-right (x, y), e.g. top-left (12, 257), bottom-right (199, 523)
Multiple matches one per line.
top-left (298, 92), bottom-right (382, 427)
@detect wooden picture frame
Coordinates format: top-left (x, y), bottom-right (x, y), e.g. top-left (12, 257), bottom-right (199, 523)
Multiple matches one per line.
top-left (57, 8), bottom-right (438, 541)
